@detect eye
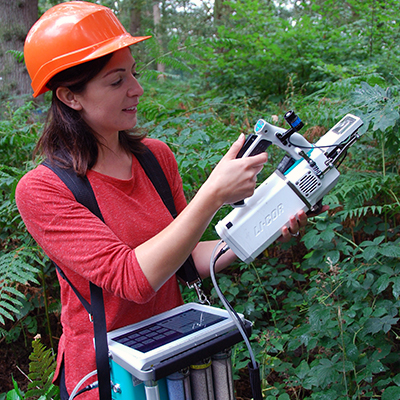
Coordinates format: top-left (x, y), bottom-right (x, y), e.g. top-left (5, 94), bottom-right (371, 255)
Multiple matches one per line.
top-left (111, 78), bottom-right (123, 87)
top-left (132, 71), bottom-right (140, 79)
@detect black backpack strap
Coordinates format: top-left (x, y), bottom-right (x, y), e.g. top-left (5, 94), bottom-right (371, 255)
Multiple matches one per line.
top-left (135, 149), bottom-right (177, 218)
top-left (90, 282), bottom-right (110, 400)
top-left (135, 147), bottom-right (202, 288)
top-left (54, 264), bottom-right (91, 313)
top-left (41, 144), bottom-right (204, 397)
top-left (42, 160), bottom-right (104, 222)
top-left (42, 160), bottom-right (112, 400)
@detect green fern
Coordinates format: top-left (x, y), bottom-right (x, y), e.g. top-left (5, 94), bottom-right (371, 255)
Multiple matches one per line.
top-left (25, 337), bottom-right (59, 400)
top-left (338, 204), bottom-right (391, 221)
top-left (0, 249), bottom-right (39, 325)
top-left (350, 82), bottom-right (400, 158)
top-left (334, 170), bottom-right (400, 202)
top-left (6, 50), bottom-right (24, 63)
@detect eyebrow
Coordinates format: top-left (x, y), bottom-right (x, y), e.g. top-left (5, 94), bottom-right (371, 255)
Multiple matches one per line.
top-left (102, 62), bottom-right (137, 78)
top-left (103, 68), bottom-right (124, 78)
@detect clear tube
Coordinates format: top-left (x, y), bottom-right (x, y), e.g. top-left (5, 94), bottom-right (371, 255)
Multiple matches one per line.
top-left (209, 241), bottom-right (257, 369)
top-left (68, 369), bottom-right (97, 400)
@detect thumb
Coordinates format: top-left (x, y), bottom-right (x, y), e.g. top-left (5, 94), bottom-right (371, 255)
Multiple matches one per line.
top-left (224, 133), bottom-right (246, 160)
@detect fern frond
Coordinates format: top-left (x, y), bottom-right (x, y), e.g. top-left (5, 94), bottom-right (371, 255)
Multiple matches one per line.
top-left (0, 294), bottom-right (24, 314)
top-left (203, 37), bottom-right (240, 49)
top-left (333, 171), bottom-right (400, 206)
top-left (6, 50), bottom-right (24, 63)
top-left (0, 249), bottom-right (40, 323)
top-left (0, 250), bottom-right (39, 284)
top-left (156, 56), bottom-right (194, 73)
top-left (350, 82), bottom-right (400, 133)
top-left (338, 202), bottom-right (400, 221)
top-left (25, 337), bottom-right (59, 400)
top-left (140, 34), bottom-right (213, 74)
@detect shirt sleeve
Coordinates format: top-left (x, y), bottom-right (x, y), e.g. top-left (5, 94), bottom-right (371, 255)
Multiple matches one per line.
top-left (15, 140), bottom-right (188, 304)
top-left (16, 165), bottom-right (158, 303)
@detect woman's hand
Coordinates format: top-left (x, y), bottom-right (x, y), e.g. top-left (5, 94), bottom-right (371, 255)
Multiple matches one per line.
top-left (135, 134), bottom-right (269, 291)
top-left (200, 134), bottom-right (269, 207)
top-left (279, 211), bottom-right (308, 242)
top-left (279, 205), bottom-right (330, 242)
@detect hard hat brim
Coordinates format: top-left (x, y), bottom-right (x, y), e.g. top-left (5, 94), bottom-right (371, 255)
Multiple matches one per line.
top-left (31, 34), bottom-right (151, 97)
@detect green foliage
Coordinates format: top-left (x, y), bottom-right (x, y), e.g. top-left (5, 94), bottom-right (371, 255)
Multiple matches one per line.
top-left (25, 338), bottom-right (60, 399)
top-left (194, 72), bottom-right (399, 398)
top-left (2, 1), bottom-right (400, 397)
top-left (202, 0), bottom-right (400, 105)
top-left (138, 80), bottom-right (240, 200)
top-left (137, 71), bottom-right (400, 400)
top-left (137, 32), bottom-right (201, 77)
top-left (0, 337), bottom-right (60, 400)
top-left (6, 50), bottom-right (24, 64)
top-left (349, 82), bottom-right (400, 174)
top-left (0, 101), bottom-right (58, 347)
top-left (3, 75), bottom-right (396, 399)
top-left (212, 208), bottom-right (400, 398)
top-left (0, 376), bottom-right (25, 400)
top-left (0, 250), bottom-right (39, 325)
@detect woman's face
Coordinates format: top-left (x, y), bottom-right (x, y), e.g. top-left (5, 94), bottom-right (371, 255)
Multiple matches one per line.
top-left (73, 47), bottom-right (144, 138)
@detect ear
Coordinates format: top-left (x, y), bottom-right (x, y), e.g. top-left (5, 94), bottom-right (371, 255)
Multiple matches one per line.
top-left (56, 87), bottom-right (83, 111)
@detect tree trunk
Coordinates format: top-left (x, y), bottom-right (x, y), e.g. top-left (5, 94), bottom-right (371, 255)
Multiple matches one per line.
top-left (153, 1), bottom-right (165, 74)
top-left (130, 1), bottom-right (142, 35)
top-left (0, 0), bottom-right (38, 105)
top-left (214, 0), bottom-right (231, 25)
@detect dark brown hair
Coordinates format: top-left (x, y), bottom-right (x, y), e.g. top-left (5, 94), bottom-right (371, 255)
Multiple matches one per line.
top-left (34, 52), bottom-right (147, 176)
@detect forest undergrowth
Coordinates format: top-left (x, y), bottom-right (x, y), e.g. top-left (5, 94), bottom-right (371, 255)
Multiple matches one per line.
top-left (1, 63), bottom-right (400, 400)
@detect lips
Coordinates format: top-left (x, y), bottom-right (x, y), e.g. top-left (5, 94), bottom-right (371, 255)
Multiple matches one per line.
top-left (123, 105), bottom-right (138, 112)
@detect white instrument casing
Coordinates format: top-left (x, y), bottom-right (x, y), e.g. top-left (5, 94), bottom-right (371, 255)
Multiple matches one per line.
top-left (215, 114), bottom-right (363, 263)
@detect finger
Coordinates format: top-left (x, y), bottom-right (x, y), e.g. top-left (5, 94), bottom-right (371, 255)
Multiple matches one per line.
top-left (297, 210), bottom-right (308, 228)
top-left (223, 133), bottom-right (246, 160)
top-left (225, 134), bottom-right (269, 166)
top-left (279, 225), bottom-right (292, 243)
top-left (288, 215), bottom-right (300, 235)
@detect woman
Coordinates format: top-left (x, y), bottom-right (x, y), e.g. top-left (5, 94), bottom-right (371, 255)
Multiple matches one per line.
top-left (17, 2), bottom-right (309, 398)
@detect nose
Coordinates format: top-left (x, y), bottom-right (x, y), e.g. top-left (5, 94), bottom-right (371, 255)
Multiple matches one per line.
top-left (128, 76), bottom-right (144, 98)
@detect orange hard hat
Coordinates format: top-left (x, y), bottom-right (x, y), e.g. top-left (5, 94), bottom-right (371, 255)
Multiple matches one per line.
top-left (24, 1), bottom-right (151, 97)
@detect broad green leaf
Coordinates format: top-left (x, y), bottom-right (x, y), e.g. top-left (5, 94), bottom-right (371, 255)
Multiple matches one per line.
top-left (373, 108), bottom-right (400, 132)
top-left (295, 360), bottom-right (310, 380)
top-left (364, 316), bottom-right (399, 334)
top-left (362, 246), bottom-right (378, 261)
top-left (346, 343), bottom-right (360, 362)
top-left (373, 274), bottom-right (391, 294)
top-left (367, 360), bottom-right (386, 374)
top-left (392, 276), bottom-right (400, 298)
top-left (326, 250), bottom-right (340, 265)
top-left (320, 229), bottom-right (335, 242)
top-left (5, 389), bottom-right (23, 400)
top-left (393, 373), bottom-right (400, 386)
top-left (308, 358), bottom-right (340, 389)
top-left (382, 386), bottom-right (400, 400)
top-left (379, 245), bottom-right (400, 258)
top-left (302, 231), bottom-right (321, 249)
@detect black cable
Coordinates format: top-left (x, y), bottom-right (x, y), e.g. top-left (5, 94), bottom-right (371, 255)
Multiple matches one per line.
top-left (288, 135), bottom-right (353, 152)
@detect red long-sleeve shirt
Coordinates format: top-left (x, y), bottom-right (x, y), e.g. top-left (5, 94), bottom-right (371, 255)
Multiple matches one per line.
top-left (16, 138), bottom-right (186, 397)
